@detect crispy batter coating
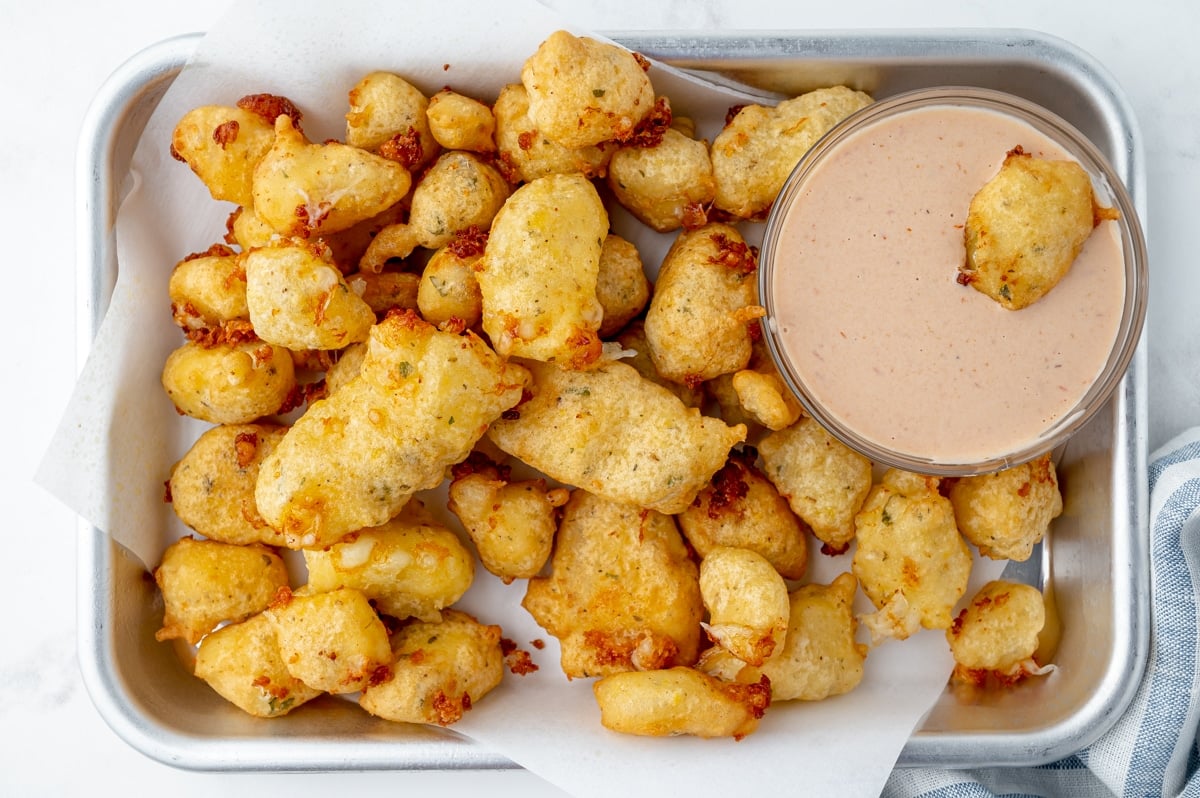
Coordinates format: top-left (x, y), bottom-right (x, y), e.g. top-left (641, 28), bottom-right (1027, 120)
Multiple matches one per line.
top-left (852, 470), bottom-right (973, 642)
top-left (255, 311), bottom-right (530, 549)
top-left (303, 517), bottom-right (474, 622)
top-left (607, 126), bottom-right (716, 232)
top-left (476, 173), bottom-right (607, 369)
top-left (416, 244), bottom-right (484, 328)
top-left (193, 612), bottom-right (322, 718)
top-left (700, 547), bottom-right (790, 666)
top-left (358, 610), bottom-right (504, 725)
top-left (447, 455), bottom-right (566, 583)
top-left (757, 416), bottom-right (873, 554)
top-left (493, 83), bottom-right (612, 182)
top-left (593, 667), bottom-right (770, 740)
top-left (729, 339), bottom-right (804, 432)
top-left (168, 423), bottom-right (288, 547)
top-left (346, 269), bottom-right (421, 315)
top-left (407, 151), bottom-right (511, 250)
top-left (487, 359), bottom-right (745, 514)
top-left (595, 234), bottom-right (650, 338)
top-left (960, 147), bottom-right (1120, 310)
top-left (644, 223), bottom-right (764, 386)
top-left (244, 240), bottom-right (375, 350)
top-left (522, 490), bottom-right (703, 678)
top-left (322, 342), bottom-right (366, 397)
top-left (345, 71), bottom-right (438, 169)
top-left (252, 115), bottom-right (412, 238)
top-left (169, 246), bottom-right (248, 333)
top-left (426, 89), bottom-right (497, 153)
top-left (677, 450), bottom-right (809, 580)
top-left (711, 86), bottom-right (872, 219)
top-left (521, 30), bottom-right (655, 149)
top-left (613, 321), bottom-right (704, 409)
top-left (226, 205), bottom-right (277, 250)
top-left (171, 105), bottom-right (278, 207)
top-left (161, 339), bottom-right (296, 425)
top-left (154, 536), bottom-right (289, 645)
top-left (949, 454), bottom-right (1063, 561)
top-left (947, 580), bottom-right (1049, 685)
top-left (265, 587), bottom-right (392, 694)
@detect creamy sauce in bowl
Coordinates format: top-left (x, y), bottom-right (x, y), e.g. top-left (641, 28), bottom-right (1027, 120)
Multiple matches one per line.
top-left (761, 90), bottom-right (1142, 473)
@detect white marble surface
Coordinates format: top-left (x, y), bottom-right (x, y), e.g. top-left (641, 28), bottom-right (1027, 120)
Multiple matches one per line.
top-left (3, 0), bottom-right (1195, 795)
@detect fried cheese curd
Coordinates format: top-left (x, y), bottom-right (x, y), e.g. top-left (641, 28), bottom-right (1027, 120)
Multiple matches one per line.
top-left (852, 470), bottom-right (973, 642)
top-left (607, 124), bottom-right (717, 233)
top-left (168, 245), bottom-right (249, 334)
top-left (700, 572), bottom-right (867, 702)
top-left (757, 416), bottom-right (873, 555)
top-left (255, 311), bottom-right (530, 549)
top-left (492, 83), bottom-right (612, 183)
top-left (359, 610), bottom-right (504, 726)
top-left (521, 30), bottom-right (656, 149)
top-left (415, 242), bottom-right (484, 328)
top-left (426, 89), bottom-right (497, 153)
top-left (522, 490), bottom-right (703, 678)
top-left (265, 586), bottom-right (393, 694)
top-left (345, 71), bottom-right (439, 170)
top-left (167, 423), bottom-right (288, 547)
top-left (153, 536), bottom-right (289, 645)
top-left (303, 517), bottom-right (474, 622)
top-left (644, 223), bottom-right (765, 386)
top-left (252, 115), bottom-right (413, 239)
top-left (487, 359), bottom-right (746, 515)
top-left (593, 667), bottom-right (771, 740)
top-left (613, 321), bottom-right (705, 409)
top-left (595, 234), bottom-right (651, 338)
top-left (347, 269), bottom-right (421, 315)
top-left (677, 449), bottom-right (809, 581)
top-left (947, 580), bottom-right (1050, 686)
top-left (724, 338), bottom-right (805, 432)
top-left (711, 85), bottom-right (873, 219)
top-left (447, 453), bottom-right (568, 584)
top-left (960, 146), bottom-right (1120, 310)
top-left (699, 547), bottom-right (790, 666)
top-left (193, 612), bottom-right (323, 718)
top-left (949, 454), bottom-right (1063, 562)
top-left (476, 172), bottom-right (607, 369)
top-left (161, 338), bottom-right (296, 425)
top-left (243, 240), bottom-right (375, 350)
top-left (171, 101), bottom-right (280, 207)
top-left (406, 150), bottom-right (511, 251)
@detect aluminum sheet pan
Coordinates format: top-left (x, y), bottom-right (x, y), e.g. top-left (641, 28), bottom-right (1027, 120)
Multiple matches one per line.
top-left (76, 29), bottom-right (1149, 771)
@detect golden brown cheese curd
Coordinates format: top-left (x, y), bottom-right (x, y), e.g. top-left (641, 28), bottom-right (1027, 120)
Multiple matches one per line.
top-left (961, 146), bottom-right (1119, 310)
top-left (345, 71), bottom-right (438, 169)
top-left (244, 241), bottom-right (375, 351)
top-left (447, 455), bottom-right (567, 584)
top-left (225, 206), bottom-right (277, 250)
top-left (492, 83), bottom-right (612, 183)
top-left (643, 223), bottom-right (764, 386)
top-left (699, 547), bottom-right (789, 666)
top-left (255, 310), bottom-right (529, 549)
top-left (757, 416), bottom-right (873, 554)
top-left (613, 321), bottom-right (704, 409)
top-left (595, 234), bottom-right (650, 338)
top-left (168, 245), bottom-right (248, 333)
top-left (252, 115), bottom-right (412, 238)
top-left (346, 269), bottom-right (421, 315)
top-left (171, 104), bottom-right (278, 207)
top-left (947, 580), bottom-right (1049, 685)
top-left (487, 359), bottom-right (745, 515)
top-left (153, 536), bottom-right (289, 645)
top-left (416, 243), bottom-right (484, 328)
top-left (729, 344), bottom-right (804, 432)
top-left (302, 518), bottom-right (474, 622)
top-left (265, 587), bottom-right (392, 694)
top-left (407, 151), bottom-right (511, 251)
top-left (161, 339), bottom-right (296, 425)
top-left (358, 610), bottom-right (504, 726)
top-left (521, 30), bottom-right (655, 149)
top-left (607, 126), bottom-right (716, 232)
top-left (711, 86), bottom-right (873, 219)
top-left (593, 667), bottom-right (771, 740)
top-left (853, 469), bottom-right (973, 642)
top-left (426, 89), bottom-right (497, 153)
top-left (167, 423), bottom-right (288, 547)
top-left (677, 450), bottom-right (809, 581)
top-left (949, 454), bottom-right (1063, 562)
top-left (476, 173), bottom-right (607, 369)
top-left (522, 490), bottom-right (703, 678)
top-left (193, 612), bottom-right (322, 718)
top-left (322, 342), bottom-right (366, 397)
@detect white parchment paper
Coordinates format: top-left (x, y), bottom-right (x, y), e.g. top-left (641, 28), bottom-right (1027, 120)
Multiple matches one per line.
top-left (38, 1), bottom-right (1006, 795)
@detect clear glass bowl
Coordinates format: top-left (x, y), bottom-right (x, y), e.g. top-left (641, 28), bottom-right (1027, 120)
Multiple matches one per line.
top-left (758, 86), bottom-right (1148, 476)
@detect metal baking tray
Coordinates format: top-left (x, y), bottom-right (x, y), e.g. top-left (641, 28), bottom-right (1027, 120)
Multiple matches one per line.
top-left (77, 29), bottom-right (1149, 771)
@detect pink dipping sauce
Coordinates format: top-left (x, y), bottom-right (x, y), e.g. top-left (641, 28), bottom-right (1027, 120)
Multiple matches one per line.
top-left (765, 101), bottom-right (1126, 467)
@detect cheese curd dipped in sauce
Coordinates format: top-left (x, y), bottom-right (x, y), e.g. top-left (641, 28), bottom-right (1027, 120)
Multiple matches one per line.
top-left (761, 89), bottom-right (1142, 472)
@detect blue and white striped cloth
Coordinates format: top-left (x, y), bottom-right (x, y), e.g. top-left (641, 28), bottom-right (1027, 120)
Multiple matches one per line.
top-left (885, 427), bottom-right (1200, 798)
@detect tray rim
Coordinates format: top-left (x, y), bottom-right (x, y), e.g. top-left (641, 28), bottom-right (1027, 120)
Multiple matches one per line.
top-left (76, 28), bottom-right (1150, 772)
